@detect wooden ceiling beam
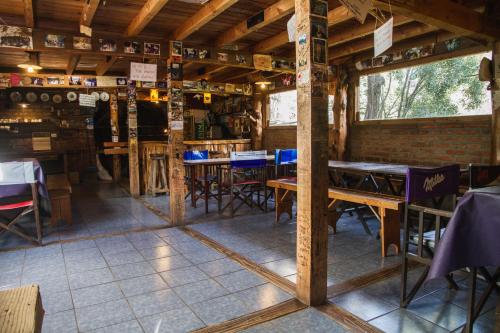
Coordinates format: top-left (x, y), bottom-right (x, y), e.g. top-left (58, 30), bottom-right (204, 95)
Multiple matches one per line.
top-left (96, 56), bottom-right (118, 76)
top-left (172, 0), bottom-right (239, 40)
top-left (66, 54), bottom-right (81, 75)
top-left (328, 15), bottom-right (412, 47)
top-left (373, 0), bottom-right (500, 41)
top-left (215, 0), bottom-right (295, 47)
top-left (126, 0), bottom-right (170, 37)
top-left (80, 0), bottom-right (101, 26)
top-left (187, 64), bottom-right (228, 80)
top-left (330, 22), bottom-right (438, 60)
top-left (253, 5), bottom-right (354, 53)
top-left (23, 0), bottom-right (34, 28)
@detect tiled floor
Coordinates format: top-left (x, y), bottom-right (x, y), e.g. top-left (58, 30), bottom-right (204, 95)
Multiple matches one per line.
top-left (0, 177), bottom-right (167, 250)
top-left (0, 228), bottom-right (298, 333)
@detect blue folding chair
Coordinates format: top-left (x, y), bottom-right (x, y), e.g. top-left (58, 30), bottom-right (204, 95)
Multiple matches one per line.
top-left (184, 150), bottom-right (217, 205)
top-left (220, 151), bottom-right (268, 217)
top-left (274, 149), bottom-right (297, 179)
top-left (401, 164), bottom-right (460, 307)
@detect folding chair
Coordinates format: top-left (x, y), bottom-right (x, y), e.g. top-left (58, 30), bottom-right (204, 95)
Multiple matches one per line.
top-left (220, 150), bottom-right (268, 217)
top-left (0, 161), bottom-right (42, 245)
top-left (184, 150), bottom-right (217, 202)
top-left (274, 149), bottom-right (297, 180)
top-left (401, 164), bottom-right (460, 307)
top-left (469, 164), bottom-right (500, 189)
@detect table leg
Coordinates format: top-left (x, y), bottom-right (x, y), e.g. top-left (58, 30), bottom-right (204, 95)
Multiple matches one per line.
top-left (495, 293), bottom-right (500, 333)
top-left (379, 208), bottom-right (401, 257)
top-left (275, 188), bottom-right (293, 224)
top-left (191, 165), bottom-right (196, 208)
top-left (204, 165), bottom-right (209, 214)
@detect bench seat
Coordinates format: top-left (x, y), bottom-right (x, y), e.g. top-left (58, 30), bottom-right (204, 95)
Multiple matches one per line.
top-left (267, 178), bottom-right (404, 257)
top-left (0, 284), bottom-right (44, 333)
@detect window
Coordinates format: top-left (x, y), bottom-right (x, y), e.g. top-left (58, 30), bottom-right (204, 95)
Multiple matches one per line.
top-left (268, 90), bottom-right (334, 126)
top-left (358, 52), bottom-right (492, 120)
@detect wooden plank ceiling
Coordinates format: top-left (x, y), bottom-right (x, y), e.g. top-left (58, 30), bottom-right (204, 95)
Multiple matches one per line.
top-left (0, 0), bottom-right (496, 80)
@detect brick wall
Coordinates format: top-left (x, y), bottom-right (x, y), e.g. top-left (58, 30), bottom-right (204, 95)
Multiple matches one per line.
top-left (349, 116), bottom-right (492, 166)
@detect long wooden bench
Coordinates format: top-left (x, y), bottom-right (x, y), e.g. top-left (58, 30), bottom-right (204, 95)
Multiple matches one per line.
top-left (267, 178), bottom-right (404, 257)
top-left (0, 284), bottom-right (44, 333)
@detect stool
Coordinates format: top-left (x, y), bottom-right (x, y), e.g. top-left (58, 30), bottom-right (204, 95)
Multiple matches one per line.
top-left (148, 154), bottom-right (168, 196)
top-left (49, 190), bottom-right (72, 227)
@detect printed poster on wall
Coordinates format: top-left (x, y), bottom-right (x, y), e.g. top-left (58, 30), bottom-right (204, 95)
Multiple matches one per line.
top-left (337, 0), bottom-right (371, 24)
top-left (130, 62), bottom-right (157, 82)
top-left (253, 54), bottom-right (273, 71)
top-left (374, 17), bottom-right (393, 57)
top-left (79, 94), bottom-right (96, 107)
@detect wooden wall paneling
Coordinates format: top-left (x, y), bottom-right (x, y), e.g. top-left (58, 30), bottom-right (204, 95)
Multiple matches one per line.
top-left (493, 41), bottom-right (500, 164)
top-left (294, 0), bottom-right (329, 306)
top-left (110, 93), bottom-right (121, 182)
top-left (167, 41), bottom-right (186, 225)
top-left (127, 81), bottom-right (140, 197)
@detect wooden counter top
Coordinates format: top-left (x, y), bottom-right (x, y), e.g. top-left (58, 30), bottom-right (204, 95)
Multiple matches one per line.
top-left (183, 139), bottom-right (251, 145)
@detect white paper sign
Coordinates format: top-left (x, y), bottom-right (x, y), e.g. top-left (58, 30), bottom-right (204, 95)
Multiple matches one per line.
top-left (171, 121), bottom-right (183, 130)
top-left (287, 14), bottom-right (296, 42)
top-left (130, 62), bottom-right (157, 82)
top-left (80, 25), bottom-right (92, 37)
top-left (374, 17), bottom-right (393, 57)
top-left (96, 76), bottom-right (118, 87)
top-left (338, 0), bottom-right (372, 24)
top-left (79, 94), bottom-right (96, 107)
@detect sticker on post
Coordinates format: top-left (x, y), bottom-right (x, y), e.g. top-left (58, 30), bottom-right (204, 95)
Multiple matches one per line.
top-left (374, 17), bottom-right (393, 57)
top-left (171, 121), bottom-right (183, 130)
top-left (297, 70), bottom-right (310, 87)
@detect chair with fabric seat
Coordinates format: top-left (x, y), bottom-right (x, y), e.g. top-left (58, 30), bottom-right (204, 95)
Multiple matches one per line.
top-left (220, 150), bottom-right (268, 217)
top-left (184, 150), bottom-right (217, 203)
top-left (0, 161), bottom-right (42, 245)
top-left (400, 164), bottom-right (461, 307)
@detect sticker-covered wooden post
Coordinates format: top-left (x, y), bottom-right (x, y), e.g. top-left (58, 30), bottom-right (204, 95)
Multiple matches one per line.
top-left (110, 93), bottom-right (121, 181)
top-left (295, 0), bottom-right (329, 306)
top-left (127, 81), bottom-right (140, 197)
top-left (167, 41), bottom-right (186, 224)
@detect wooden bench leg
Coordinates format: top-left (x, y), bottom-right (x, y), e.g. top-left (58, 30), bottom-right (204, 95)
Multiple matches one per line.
top-left (275, 188), bottom-right (293, 224)
top-left (327, 199), bottom-right (341, 234)
top-left (379, 208), bottom-right (401, 257)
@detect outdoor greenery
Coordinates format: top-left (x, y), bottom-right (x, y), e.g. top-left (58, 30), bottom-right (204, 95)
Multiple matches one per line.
top-left (359, 53), bottom-right (492, 120)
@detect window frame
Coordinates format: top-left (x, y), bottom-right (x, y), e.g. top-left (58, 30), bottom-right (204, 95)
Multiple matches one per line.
top-left (355, 48), bottom-right (493, 124)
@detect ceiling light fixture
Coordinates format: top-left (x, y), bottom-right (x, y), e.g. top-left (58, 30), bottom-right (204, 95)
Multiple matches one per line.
top-left (17, 52), bottom-right (42, 73)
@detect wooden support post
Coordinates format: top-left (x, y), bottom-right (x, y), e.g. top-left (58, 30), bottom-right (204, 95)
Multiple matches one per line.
top-left (127, 81), bottom-right (140, 197)
top-left (167, 41), bottom-right (186, 224)
top-left (251, 92), bottom-right (264, 150)
top-left (331, 65), bottom-right (348, 160)
top-left (110, 93), bottom-right (121, 182)
top-left (294, 0), bottom-right (329, 306)
top-left (492, 42), bottom-right (500, 164)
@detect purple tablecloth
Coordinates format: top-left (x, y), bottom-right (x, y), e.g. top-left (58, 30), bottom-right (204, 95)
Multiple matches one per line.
top-left (0, 159), bottom-right (49, 199)
top-left (427, 186), bottom-right (500, 281)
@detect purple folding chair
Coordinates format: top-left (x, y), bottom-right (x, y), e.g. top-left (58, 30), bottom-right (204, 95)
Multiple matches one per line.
top-left (401, 164), bottom-right (460, 307)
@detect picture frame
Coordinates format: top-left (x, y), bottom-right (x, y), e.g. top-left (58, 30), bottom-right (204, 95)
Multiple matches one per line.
top-left (144, 42), bottom-right (160, 56)
top-left (312, 38), bottom-right (327, 64)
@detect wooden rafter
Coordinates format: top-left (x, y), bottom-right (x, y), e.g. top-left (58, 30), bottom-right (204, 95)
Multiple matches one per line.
top-left (126, 0), bottom-right (170, 37)
top-left (188, 64), bottom-right (227, 81)
top-left (172, 0), bottom-right (239, 40)
top-left (373, 0), bottom-right (500, 41)
top-left (328, 15), bottom-right (412, 47)
top-left (23, 0), bottom-right (34, 28)
top-left (253, 5), bottom-right (354, 53)
top-left (96, 56), bottom-right (118, 76)
top-left (215, 0), bottom-right (294, 47)
top-left (80, 0), bottom-right (100, 26)
top-left (66, 55), bottom-right (81, 75)
top-left (329, 22), bottom-right (438, 60)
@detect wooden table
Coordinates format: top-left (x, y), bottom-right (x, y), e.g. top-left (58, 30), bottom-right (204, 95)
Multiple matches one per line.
top-left (184, 155), bottom-right (274, 214)
top-left (0, 285), bottom-right (44, 333)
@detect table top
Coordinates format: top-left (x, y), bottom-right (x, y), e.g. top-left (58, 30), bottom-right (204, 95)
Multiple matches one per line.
top-left (184, 155), bottom-right (274, 166)
top-left (428, 186), bottom-right (500, 281)
top-left (328, 160), bottom-right (419, 176)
